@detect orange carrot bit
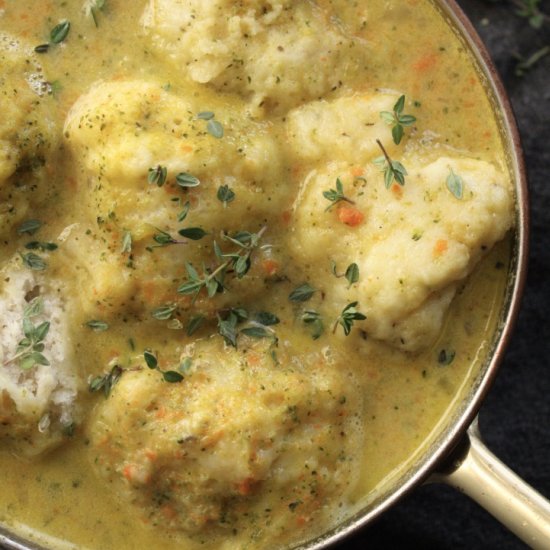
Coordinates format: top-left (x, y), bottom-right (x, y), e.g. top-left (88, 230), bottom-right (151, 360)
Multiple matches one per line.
top-left (161, 504), bottom-right (178, 520)
top-left (180, 144), bottom-right (193, 153)
top-left (236, 477), bottom-right (256, 496)
top-left (337, 205), bottom-right (365, 226)
top-left (281, 210), bottom-right (292, 225)
top-left (122, 464), bottom-right (135, 482)
top-left (391, 184), bottom-right (404, 199)
top-left (145, 449), bottom-right (158, 461)
top-left (155, 406), bottom-right (167, 420)
top-left (433, 239), bottom-right (448, 256)
top-left (412, 52), bottom-right (438, 72)
top-left (350, 166), bottom-right (364, 178)
top-left (296, 515), bottom-right (308, 527)
top-left (261, 259), bottom-right (279, 276)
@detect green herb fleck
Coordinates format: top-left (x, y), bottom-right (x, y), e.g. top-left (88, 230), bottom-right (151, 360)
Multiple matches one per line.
top-left (217, 184), bottom-right (236, 206)
top-left (197, 111), bottom-right (215, 120)
top-left (322, 178), bottom-right (355, 211)
top-left (302, 310), bottom-right (324, 340)
top-left (3, 298), bottom-right (50, 370)
top-left (374, 140), bottom-right (408, 189)
top-left (289, 283), bottom-right (316, 303)
top-left (144, 350), bottom-right (158, 369)
top-left (121, 231), bottom-right (132, 254)
top-left (446, 168), bottom-right (464, 199)
top-left (20, 252), bottom-right (47, 271)
top-left (50, 20), bottom-right (71, 44)
top-left (380, 95), bottom-right (417, 145)
top-left (207, 119), bottom-right (224, 139)
top-left (334, 302), bottom-right (366, 336)
top-left (176, 172), bottom-right (200, 189)
top-left (85, 320), bottom-right (109, 332)
top-left (17, 220), bottom-right (42, 235)
top-left (438, 349), bottom-right (456, 366)
top-left (148, 165), bottom-right (167, 187)
top-left (151, 305), bottom-right (177, 321)
top-left (89, 365), bottom-right (124, 397)
top-left (178, 227), bottom-right (208, 241)
top-left (187, 315), bottom-right (205, 336)
top-left (24, 241), bottom-right (58, 252)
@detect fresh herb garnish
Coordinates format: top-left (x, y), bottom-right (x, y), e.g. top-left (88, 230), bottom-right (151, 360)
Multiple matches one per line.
top-left (187, 314), bottom-right (205, 336)
top-left (217, 184), bottom-right (236, 206)
top-left (331, 261), bottom-right (360, 288)
top-left (50, 20), bottom-right (71, 44)
top-left (34, 44), bottom-right (50, 54)
top-left (177, 228), bottom-right (266, 301)
top-left (207, 119), bottom-right (224, 139)
top-left (322, 178), bottom-right (355, 211)
top-left (178, 227), bottom-right (208, 241)
top-left (374, 139), bottom-right (408, 189)
top-left (177, 201), bottom-right (191, 222)
top-left (20, 252), bottom-right (47, 271)
top-left (89, 364), bottom-right (123, 397)
top-left (438, 349), bottom-right (456, 365)
top-left (87, 0), bottom-right (106, 27)
top-left (121, 231), bottom-right (132, 254)
top-left (24, 241), bottom-right (58, 252)
top-left (175, 172), bottom-right (200, 189)
top-left (446, 168), bottom-right (464, 199)
top-left (143, 350), bottom-right (182, 382)
top-left (17, 220), bottom-right (42, 235)
top-left (197, 111), bottom-right (215, 120)
top-left (333, 302), bottom-right (366, 335)
top-left (217, 312), bottom-right (239, 347)
top-left (254, 311), bottom-right (280, 326)
top-left (289, 283), bottom-right (316, 303)
top-left (151, 305), bottom-right (177, 321)
top-left (85, 320), bottom-right (109, 331)
top-left (380, 95), bottom-right (417, 145)
top-left (148, 165), bottom-right (167, 187)
top-left (4, 298), bottom-right (50, 370)
top-left (302, 310), bottom-right (324, 340)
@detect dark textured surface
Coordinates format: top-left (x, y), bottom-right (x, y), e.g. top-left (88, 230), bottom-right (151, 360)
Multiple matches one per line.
top-left (343, 1), bottom-right (550, 548)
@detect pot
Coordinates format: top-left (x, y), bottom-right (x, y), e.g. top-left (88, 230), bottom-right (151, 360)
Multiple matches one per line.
top-left (0, 2), bottom-right (548, 550)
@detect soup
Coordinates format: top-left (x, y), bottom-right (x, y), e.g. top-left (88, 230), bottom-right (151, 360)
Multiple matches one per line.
top-left (0, 1), bottom-right (514, 549)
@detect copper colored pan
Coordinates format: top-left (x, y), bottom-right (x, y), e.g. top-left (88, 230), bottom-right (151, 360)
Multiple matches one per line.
top-left (0, 1), bottom-right (548, 550)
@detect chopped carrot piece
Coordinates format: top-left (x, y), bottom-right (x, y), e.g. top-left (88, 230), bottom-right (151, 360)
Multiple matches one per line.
top-left (281, 210), bottom-right (292, 225)
top-left (412, 53), bottom-right (438, 72)
top-left (262, 259), bottom-right (279, 276)
top-left (391, 184), bottom-right (403, 199)
top-left (236, 478), bottom-right (255, 496)
top-left (350, 167), bottom-right (364, 177)
top-left (434, 239), bottom-right (448, 256)
top-left (337, 206), bottom-right (364, 226)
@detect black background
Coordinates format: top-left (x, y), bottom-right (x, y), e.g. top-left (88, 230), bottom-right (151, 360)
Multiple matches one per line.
top-left (344, 1), bottom-right (550, 548)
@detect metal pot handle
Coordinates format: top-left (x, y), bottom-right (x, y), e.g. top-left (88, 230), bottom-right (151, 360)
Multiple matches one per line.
top-left (430, 417), bottom-right (550, 549)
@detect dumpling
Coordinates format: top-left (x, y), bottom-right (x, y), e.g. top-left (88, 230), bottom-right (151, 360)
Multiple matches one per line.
top-left (0, 34), bottom-right (57, 236)
top-left (290, 156), bottom-right (514, 351)
top-left (63, 80), bottom-right (289, 318)
top-left (88, 335), bottom-right (363, 542)
top-left (286, 92), bottom-right (408, 164)
top-left (0, 265), bottom-right (80, 456)
top-left (141, 0), bottom-right (369, 114)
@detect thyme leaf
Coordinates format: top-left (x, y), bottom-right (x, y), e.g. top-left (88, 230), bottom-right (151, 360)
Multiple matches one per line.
top-left (380, 95), bottom-right (416, 145)
top-left (374, 140), bottom-right (408, 189)
top-left (322, 178), bottom-right (355, 211)
top-left (333, 302), bottom-right (366, 336)
top-left (289, 283), bottom-right (316, 303)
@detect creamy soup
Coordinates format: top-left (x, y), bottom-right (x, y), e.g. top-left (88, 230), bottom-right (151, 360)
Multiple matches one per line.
top-left (0, 1), bottom-right (514, 549)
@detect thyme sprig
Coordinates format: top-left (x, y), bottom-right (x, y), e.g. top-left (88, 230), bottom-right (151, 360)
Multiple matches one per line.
top-left (322, 178), bottom-right (355, 211)
top-left (333, 302), bottom-right (366, 336)
top-left (380, 95), bottom-right (417, 145)
top-left (4, 298), bottom-right (50, 370)
top-left (374, 140), bottom-right (408, 189)
top-left (177, 227), bottom-right (267, 301)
